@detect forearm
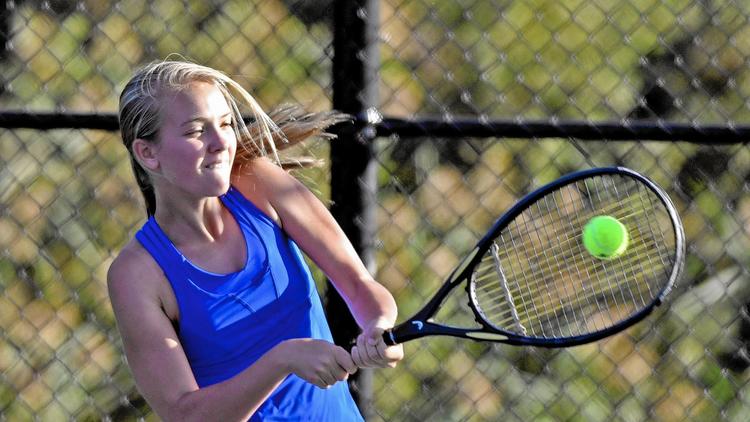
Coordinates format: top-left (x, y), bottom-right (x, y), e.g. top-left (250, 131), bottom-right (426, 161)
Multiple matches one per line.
top-left (347, 277), bottom-right (406, 369)
top-left (345, 277), bottom-right (399, 331)
top-left (285, 188), bottom-right (398, 330)
top-left (233, 158), bottom-right (399, 332)
top-left (166, 343), bottom-right (291, 422)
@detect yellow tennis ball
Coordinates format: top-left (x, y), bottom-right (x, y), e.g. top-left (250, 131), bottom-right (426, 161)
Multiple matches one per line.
top-left (582, 215), bottom-right (629, 259)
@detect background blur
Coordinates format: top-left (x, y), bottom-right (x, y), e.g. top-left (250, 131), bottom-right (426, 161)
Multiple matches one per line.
top-left (2, 0), bottom-right (750, 420)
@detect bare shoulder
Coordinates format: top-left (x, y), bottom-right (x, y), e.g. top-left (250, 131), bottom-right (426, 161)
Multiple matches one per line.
top-left (232, 156), bottom-right (296, 190)
top-left (107, 238), bottom-right (177, 321)
top-left (232, 157), bottom-right (298, 225)
top-left (108, 238), bottom-right (158, 292)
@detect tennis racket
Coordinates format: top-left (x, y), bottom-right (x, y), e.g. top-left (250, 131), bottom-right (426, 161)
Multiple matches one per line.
top-left (384, 167), bottom-right (685, 347)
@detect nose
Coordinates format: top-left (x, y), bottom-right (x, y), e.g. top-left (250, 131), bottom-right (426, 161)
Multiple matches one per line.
top-left (207, 123), bottom-right (234, 152)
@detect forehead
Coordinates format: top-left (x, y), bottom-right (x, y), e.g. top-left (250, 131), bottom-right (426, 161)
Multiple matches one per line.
top-left (162, 81), bottom-right (231, 122)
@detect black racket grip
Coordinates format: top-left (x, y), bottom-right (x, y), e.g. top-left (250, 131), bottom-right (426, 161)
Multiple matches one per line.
top-left (382, 329), bottom-right (398, 346)
top-left (349, 329), bottom-right (399, 348)
top-left (382, 321), bottom-right (428, 345)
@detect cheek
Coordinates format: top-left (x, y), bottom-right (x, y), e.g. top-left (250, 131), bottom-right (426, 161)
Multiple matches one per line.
top-left (159, 140), bottom-right (203, 172)
top-left (227, 132), bottom-right (238, 159)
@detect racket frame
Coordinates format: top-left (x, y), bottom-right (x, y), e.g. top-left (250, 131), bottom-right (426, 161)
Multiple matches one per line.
top-left (384, 166), bottom-right (685, 347)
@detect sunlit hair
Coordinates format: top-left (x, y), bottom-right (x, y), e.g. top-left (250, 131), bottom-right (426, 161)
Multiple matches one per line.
top-left (118, 59), bottom-right (348, 216)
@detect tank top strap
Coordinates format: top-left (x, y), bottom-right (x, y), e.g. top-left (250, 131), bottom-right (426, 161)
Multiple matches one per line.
top-left (135, 217), bottom-right (186, 275)
top-left (220, 186), bottom-right (278, 230)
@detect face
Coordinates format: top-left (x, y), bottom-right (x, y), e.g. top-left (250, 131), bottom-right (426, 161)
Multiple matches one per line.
top-left (142, 81), bottom-right (237, 200)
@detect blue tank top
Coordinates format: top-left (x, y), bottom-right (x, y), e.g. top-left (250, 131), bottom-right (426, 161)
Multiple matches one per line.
top-left (135, 186), bottom-right (363, 421)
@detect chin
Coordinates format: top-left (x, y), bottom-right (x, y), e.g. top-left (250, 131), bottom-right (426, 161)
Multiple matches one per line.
top-left (203, 178), bottom-right (232, 197)
top-left (214, 181), bottom-right (232, 196)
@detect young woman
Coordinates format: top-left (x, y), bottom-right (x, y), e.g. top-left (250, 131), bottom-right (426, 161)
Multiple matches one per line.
top-left (107, 60), bottom-right (403, 421)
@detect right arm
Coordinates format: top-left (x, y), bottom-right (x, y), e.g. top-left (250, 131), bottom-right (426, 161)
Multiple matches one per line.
top-left (107, 241), bottom-right (357, 422)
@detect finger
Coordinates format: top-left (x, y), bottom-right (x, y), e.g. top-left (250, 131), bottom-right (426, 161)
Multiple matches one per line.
top-left (312, 377), bottom-right (329, 389)
top-left (360, 335), bottom-right (380, 367)
top-left (350, 345), bottom-right (365, 368)
top-left (318, 372), bottom-right (335, 388)
top-left (334, 346), bottom-right (358, 374)
top-left (354, 343), bottom-right (374, 368)
top-left (361, 335), bottom-right (381, 366)
top-left (332, 368), bottom-right (350, 382)
top-left (375, 338), bottom-right (389, 361)
top-left (339, 371), bottom-right (351, 382)
top-left (368, 334), bottom-right (388, 361)
top-left (363, 340), bottom-right (396, 368)
top-left (353, 334), bottom-right (370, 367)
top-left (382, 344), bottom-right (404, 367)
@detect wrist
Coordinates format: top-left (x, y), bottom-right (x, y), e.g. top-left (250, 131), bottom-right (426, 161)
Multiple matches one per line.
top-left (364, 316), bottom-right (395, 332)
top-left (270, 339), bottom-right (297, 376)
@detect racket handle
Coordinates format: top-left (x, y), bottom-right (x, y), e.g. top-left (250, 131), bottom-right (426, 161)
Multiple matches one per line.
top-left (350, 329), bottom-right (398, 347)
top-left (382, 329), bottom-right (398, 346)
top-left (382, 320), bottom-right (430, 345)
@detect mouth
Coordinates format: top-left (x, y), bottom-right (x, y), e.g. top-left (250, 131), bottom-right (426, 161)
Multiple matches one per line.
top-left (204, 161), bottom-right (228, 170)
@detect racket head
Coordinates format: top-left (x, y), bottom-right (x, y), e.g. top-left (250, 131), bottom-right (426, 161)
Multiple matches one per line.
top-left (462, 167), bottom-right (685, 347)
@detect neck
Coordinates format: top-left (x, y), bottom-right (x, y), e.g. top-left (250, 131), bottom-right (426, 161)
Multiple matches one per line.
top-left (152, 189), bottom-right (227, 246)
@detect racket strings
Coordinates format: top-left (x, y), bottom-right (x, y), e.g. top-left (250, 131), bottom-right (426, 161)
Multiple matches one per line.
top-left (531, 182), bottom-right (669, 334)
top-left (517, 184), bottom-right (668, 336)
top-left (477, 202), bottom-right (666, 303)
top-left (474, 227), bottom-right (668, 309)
top-left (471, 174), bottom-right (678, 339)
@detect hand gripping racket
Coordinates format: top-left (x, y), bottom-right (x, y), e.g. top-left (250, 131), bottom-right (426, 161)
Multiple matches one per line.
top-left (384, 167), bottom-right (685, 347)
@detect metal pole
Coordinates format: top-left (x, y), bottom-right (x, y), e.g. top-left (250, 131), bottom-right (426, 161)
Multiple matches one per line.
top-left (328, 0), bottom-right (379, 417)
top-left (0, 1), bottom-right (11, 62)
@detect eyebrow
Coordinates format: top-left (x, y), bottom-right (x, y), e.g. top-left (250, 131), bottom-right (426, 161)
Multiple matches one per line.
top-left (180, 112), bottom-right (233, 126)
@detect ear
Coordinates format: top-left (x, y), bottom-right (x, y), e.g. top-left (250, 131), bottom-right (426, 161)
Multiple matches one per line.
top-left (132, 138), bottom-right (160, 172)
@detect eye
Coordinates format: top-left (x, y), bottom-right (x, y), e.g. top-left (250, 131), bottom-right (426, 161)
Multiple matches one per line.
top-left (221, 118), bottom-right (234, 128)
top-left (184, 127), bottom-right (204, 137)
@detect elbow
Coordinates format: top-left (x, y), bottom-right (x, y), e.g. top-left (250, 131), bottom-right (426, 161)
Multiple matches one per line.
top-left (159, 389), bottom-right (260, 422)
top-left (153, 392), bottom-right (206, 422)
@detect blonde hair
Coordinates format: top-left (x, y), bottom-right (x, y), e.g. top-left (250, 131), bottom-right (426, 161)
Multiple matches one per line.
top-left (118, 59), bottom-right (348, 216)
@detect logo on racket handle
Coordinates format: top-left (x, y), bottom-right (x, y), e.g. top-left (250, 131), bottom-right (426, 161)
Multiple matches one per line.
top-left (412, 321), bottom-right (424, 330)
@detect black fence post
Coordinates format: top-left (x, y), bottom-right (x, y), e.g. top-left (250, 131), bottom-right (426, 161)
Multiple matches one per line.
top-left (328, 0), bottom-right (379, 417)
top-left (0, 1), bottom-right (10, 62)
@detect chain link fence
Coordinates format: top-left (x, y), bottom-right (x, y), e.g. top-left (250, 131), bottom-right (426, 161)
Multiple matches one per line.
top-left (1, 0), bottom-right (749, 420)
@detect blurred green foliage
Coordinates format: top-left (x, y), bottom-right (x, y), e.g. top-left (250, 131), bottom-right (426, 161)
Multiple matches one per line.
top-left (1, 0), bottom-right (750, 421)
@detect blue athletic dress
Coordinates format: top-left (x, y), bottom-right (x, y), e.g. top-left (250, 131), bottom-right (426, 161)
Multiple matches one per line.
top-left (135, 186), bottom-right (363, 421)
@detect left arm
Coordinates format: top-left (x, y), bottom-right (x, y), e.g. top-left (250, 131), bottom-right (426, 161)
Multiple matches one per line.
top-left (232, 157), bottom-right (403, 367)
